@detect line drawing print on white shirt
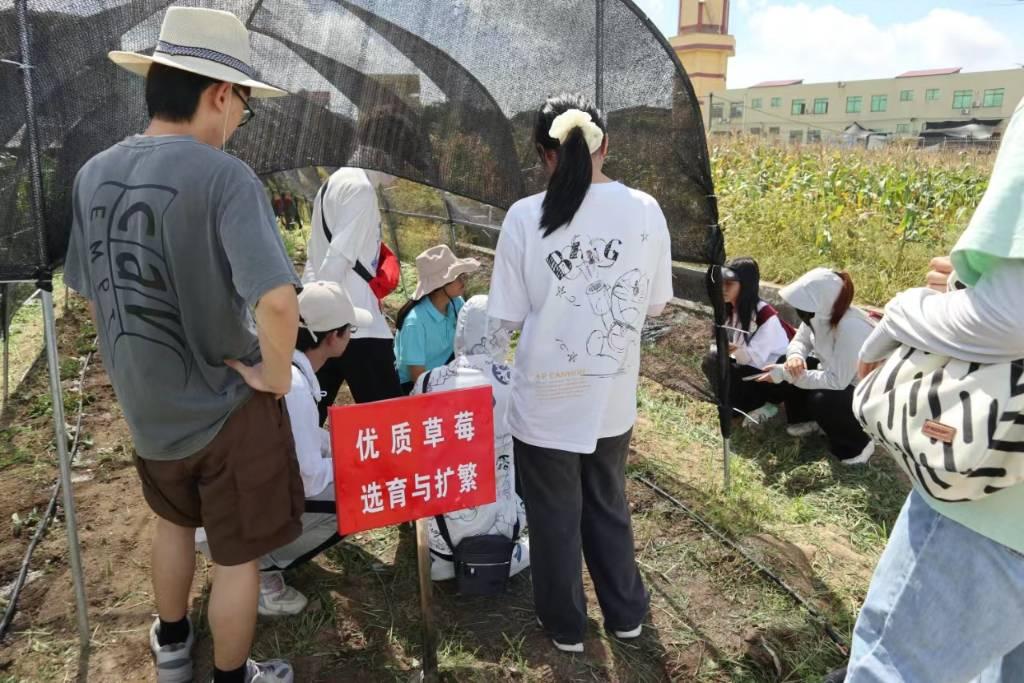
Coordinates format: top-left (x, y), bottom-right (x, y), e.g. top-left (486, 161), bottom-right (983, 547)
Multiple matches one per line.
top-left (545, 233), bottom-right (650, 377)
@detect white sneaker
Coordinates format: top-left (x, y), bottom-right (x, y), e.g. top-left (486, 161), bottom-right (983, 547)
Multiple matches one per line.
top-left (258, 571), bottom-right (308, 616)
top-left (242, 658), bottom-right (294, 683)
top-left (612, 625), bottom-right (643, 639)
top-left (744, 403), bottom-right (778, 428)
top-left (148, 617), bottom-right (194, 683)
top-left (787, 422), bottom-right (822, 438)
top-left (537, 617), bottom-right (583, 653)
top-left (840, 440), bottom-right (875, 466)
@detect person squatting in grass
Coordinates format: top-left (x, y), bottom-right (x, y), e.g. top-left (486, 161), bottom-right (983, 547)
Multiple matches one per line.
top-left (701, 256), bottom-right (795, 427)
top-left (393, 244), bottom-right (480, 395)
top-left (753, 268), bottom-right (876, 465)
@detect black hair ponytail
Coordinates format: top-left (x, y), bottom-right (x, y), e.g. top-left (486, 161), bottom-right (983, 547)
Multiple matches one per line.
top-left (534, 94), bottom-right (606, 237)
top-left (396, 296), bottom-right (424, 331)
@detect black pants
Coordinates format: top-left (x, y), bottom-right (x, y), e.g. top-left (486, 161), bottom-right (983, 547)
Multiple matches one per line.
top-left (702, 350), bottom-right (788, 415)
top-left (514, 430), bottom-right (649, 643)
top-left (315, 337), bottom-right (402, 425)
top-left (775, 358), bottom-right (871, 460)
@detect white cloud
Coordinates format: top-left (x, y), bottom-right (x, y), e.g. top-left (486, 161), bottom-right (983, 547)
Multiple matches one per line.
top-left (727, 5), bottom-right (1018, 88)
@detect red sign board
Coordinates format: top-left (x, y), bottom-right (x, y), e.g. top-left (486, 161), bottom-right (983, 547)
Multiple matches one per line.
top-left (329, 386), bottom-right (496, 535)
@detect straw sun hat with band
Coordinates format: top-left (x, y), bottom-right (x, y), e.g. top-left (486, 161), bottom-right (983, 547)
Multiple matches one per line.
top-left (108, 6), bottom-right (286, 98)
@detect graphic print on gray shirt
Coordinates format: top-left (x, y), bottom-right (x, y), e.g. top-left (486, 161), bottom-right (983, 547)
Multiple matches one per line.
top-left (63, 136), bottom-right (300, 461)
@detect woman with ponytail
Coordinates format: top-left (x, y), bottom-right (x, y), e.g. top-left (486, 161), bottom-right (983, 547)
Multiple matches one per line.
top-left (755, 268), bottom-right (876, 464)
top-left (488, 94), bottom-right (674, 653)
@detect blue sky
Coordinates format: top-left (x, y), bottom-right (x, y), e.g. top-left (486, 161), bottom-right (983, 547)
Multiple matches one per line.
top-left (632, 0), bottom-right (1024, 88)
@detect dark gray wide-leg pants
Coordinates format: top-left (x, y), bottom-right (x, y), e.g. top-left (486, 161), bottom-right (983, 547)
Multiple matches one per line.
top-left (514, 429), bottom-right (649, 643)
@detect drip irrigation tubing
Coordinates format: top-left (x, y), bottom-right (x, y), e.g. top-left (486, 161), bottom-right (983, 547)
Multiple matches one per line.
top-left (631, 473), bottom-right (850, 653)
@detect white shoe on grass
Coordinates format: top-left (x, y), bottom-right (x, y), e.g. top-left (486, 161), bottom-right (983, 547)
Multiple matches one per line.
top-left (240, 658), bottom-right (294, 683)
top-left (258, 571), bottom-right (308, 616)
top-left (148, 617), bottom-right (194, 683)
top-left (612, 625), bottom-right (643, 640)
top-left (840, 440), bottom-right (876, 466)
top-left (537, 617), bottom-right (584, 653)
top-left (744, 403), bottom-right (778, 428)
top-left (786, 422), bottom-right (822, 438)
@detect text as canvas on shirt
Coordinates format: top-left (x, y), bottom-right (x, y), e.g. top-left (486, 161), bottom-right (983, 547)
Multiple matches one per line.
top-left (329, 387), bottom-right (497, 534)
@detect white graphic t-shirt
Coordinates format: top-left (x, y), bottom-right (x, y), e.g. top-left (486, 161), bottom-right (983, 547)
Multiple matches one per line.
top-left (488, 181), bottom-right (673, 453)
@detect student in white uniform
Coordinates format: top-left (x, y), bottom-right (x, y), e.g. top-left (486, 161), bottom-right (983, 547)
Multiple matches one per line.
top-left (411, 295), bottom-right (530, 582)
top-left (198, 281), bottom-right (371, 615)
top-left (701, 257), bottom-right (794, 425)
top-left (303, 168), bottom-right (402, 422)
top-left (488, 94), bottom-right (674, 653)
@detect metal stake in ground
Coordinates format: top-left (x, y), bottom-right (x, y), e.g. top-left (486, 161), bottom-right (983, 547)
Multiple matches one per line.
top-left (2, 283), bottom-right (8, 407)
top-left (415, 517), bottom-right (439, 682)
top-left (42, 289), bottom-right (90, 648)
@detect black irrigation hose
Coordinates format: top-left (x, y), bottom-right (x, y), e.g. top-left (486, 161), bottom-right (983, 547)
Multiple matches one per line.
top-left (0, 345), bottom-right (94, 641)
top-left (632, 474), bottom-right (850, 653)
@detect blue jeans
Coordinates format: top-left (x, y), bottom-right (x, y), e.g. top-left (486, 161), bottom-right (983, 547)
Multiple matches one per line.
top-left (847, 490), bottom-right (1024, 683)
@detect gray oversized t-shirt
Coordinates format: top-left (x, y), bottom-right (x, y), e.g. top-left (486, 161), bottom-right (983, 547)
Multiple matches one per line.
top-left (64, 135), bottom-right (300, 461)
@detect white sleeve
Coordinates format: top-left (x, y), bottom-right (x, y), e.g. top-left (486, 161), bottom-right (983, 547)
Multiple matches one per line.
top-left (487, 211), bottom-right (530, 324)
top-left (648, 208), bottom-right (673, 310)
top-left (742, 316), bottom-right (789, 369)
top-left (786, 323), bottom-right (813, 362)
top-left (789, 319), bottom-right (867, 391)
top-left (869, 261), bottom-right (1024, 363)
top-left (283, 377), bottom-right (334, 498)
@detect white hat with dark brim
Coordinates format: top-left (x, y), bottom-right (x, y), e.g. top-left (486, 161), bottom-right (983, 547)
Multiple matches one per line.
top-left (299, 281), bottom-right (373, 339)
top-left (108, 7), bottom-right (286, 98)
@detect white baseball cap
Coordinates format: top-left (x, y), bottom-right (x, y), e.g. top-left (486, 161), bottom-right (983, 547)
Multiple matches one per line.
top-left (298, 281), bottom-right (372, 340)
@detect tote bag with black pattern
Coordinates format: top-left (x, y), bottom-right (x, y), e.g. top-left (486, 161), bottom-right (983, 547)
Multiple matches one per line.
top-left (854, 346), bottom-right (1024, 502)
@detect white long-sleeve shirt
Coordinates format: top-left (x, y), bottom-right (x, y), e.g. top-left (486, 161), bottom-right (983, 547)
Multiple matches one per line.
top-left (283, 351), bottom-right (334, 498)
top-left (860, 261), bottom-right (1024, 365)
top-left (729, 301), bottom-right (791, 370)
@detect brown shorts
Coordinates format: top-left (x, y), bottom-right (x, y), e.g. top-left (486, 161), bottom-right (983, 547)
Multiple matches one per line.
top-left (134, 392), bottom-right (304, 566)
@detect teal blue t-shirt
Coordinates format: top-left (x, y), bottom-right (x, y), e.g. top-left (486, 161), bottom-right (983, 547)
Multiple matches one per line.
top-left (394, 297), bottom-right (464, 384)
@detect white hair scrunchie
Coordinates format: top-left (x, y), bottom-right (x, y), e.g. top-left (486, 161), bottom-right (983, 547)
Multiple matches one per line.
top-left (548, 108), bottom-right (604, 154)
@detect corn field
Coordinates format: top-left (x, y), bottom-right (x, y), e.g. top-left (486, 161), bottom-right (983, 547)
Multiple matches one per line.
top-left (712, 139), bottom-right (994, 305)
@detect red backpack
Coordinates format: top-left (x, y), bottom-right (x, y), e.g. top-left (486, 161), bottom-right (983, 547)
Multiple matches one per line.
top-left (317, 180), bottom-right (401, 301)
top-left (755, 303), bottom-right (797, 340)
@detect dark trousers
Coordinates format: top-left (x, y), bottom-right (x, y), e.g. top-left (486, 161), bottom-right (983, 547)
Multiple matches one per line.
top-left (702, 350), bottom-right (789, 415)
top-left (775, 358), bottom-right (871, 460)
top-left (514, 430), bottom-right (649, 643)
top-left (315, 337), bottom-right (402, 425)
top-left (780, 382), bottom-right (871, 459)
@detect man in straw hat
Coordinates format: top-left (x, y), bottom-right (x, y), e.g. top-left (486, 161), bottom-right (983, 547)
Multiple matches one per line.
top-left (64, 7), bottom-right (301, 683)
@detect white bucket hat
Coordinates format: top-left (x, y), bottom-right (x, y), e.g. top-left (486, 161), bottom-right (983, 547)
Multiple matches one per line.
top-left (413, 245), bottom-right (480, 300)
top-left (299, 281), bottom-right (373, 341)
top-left (108, 7), bottom-right (286, 98)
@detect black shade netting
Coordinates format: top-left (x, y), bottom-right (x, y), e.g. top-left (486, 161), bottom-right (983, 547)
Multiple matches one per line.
top-left (0, 0), bottom-right (729, 414)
